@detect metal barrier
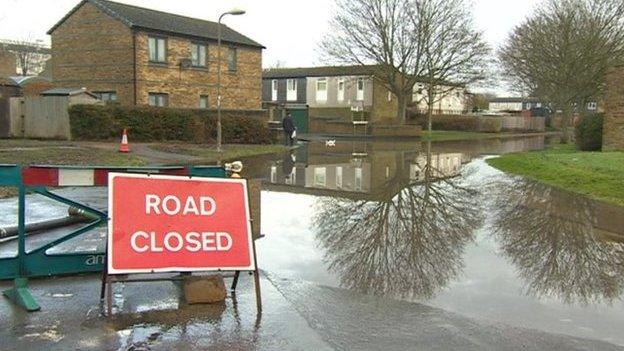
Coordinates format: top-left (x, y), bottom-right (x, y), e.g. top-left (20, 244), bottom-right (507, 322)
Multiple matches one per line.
top-left (0, 164), bottom-right (226, 311)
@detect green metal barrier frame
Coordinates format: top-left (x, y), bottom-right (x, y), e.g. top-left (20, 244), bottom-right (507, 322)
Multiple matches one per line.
top-left (0, 164), bottom-right (226, 311)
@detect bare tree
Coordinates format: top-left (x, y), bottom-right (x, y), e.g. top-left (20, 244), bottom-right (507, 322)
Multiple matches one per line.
top-left (313, 144), bottom-right (483, 299)
top-left (499, 0), bottom-right (624, 142)
top-left (0, 38), bottom-right (50, 76)
top-left (321, 0), bottom-right (424, 123)
top-left (490, 179), bottom-right (624, 304)
top-left (412, 0), bottom-right (490, 131)
top-left (321, 0), bottom-right (489, 125)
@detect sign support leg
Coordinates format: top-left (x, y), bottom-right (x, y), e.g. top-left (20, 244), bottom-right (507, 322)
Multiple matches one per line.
top-left (2, 183), bottom-right (40, 312)
top-left (231, 271), bottom-right (240, 291)
top-left (252, 240), bottom-right (262, 313)
top-left (100, 257), bottom-right (107, 300)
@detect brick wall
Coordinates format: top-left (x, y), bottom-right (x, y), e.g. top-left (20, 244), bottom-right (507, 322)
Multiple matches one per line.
top-left (50, 2), bottom-right (262, 110)
top-left (0, 51), bottom-right (16, 77)
top-left (134, 32), bottom-right (262, 109)
top-left (371, 79), bottom-right (399, 123)
top-left (604, 66), bottom-right (624, 151)
top-left (50, 2), bottom-right (135, 104)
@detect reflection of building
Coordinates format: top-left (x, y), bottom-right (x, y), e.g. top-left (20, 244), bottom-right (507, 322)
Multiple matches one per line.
top-left (266, 142), bottom-right (468, 201)
top-left (410, 153), bottom-right (463, 181)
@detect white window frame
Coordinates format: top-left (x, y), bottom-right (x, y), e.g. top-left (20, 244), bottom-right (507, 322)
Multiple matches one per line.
top-left (314, 167), bottom-right (327, 187)
top-left (356, 77), bottom-right (364, 101)
top-left (94, 91), bottom-right (117, 102)
top-left (287, 79), bottom-right (297, 101)
top-left (148, 93), bottom-right (168, 107)
top-left (316, 78), bottom-right (328, 102)
top-left (335, 166), bottom-right (343, 188)
top-left (271, 80), bottom-right (278, 101)
top-left (587, 101), bottom-right (597, 110)
top-left (199, 95), bottom-right (209, 109)
top-left (191, 43), bottom-right (206, 67)
top-left (337, 79), bottom-right (345, 102)
top-left (354, 167), bottom-right (363, 191)
top-left (270, 166), bottom-right (277, 183)
top-left (148, 36), bottom-right (166, 63)
top-left (228, 47), bottom-right (237, 71)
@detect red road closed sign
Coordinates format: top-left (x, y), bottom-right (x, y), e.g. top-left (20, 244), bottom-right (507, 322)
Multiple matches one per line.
top-left (107, 173), bottom-right (255, 274)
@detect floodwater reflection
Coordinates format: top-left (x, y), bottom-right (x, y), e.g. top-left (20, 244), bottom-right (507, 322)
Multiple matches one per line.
top-left (312, 142), bottom-right (484, 300)
top-left (491, 179), bottom-right (624, 304)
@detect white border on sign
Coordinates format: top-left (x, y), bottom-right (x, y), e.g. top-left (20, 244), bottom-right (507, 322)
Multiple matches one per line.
top-left (107, 172), bottom-right (256, 275)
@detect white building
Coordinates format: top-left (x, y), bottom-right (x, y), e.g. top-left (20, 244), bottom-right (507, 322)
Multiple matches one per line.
top-left (412, 83), bottom-right (467, 115)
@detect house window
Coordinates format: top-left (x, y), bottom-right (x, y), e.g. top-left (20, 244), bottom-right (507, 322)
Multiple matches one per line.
top-left (271, 80), bottom-right (278, 101)
top-left (337, 79), bottom-right (345, 102)
top-left (148, 93), bottom-right (169, 107)
top-left (314, 167), bottom-right (327, 187)
top-left (587, 101), bottom-right (597, 110)
top-left (316, 78), bottom-right (328, 102)
top-left (148, 36), bottom-right (166, 63)
top-left (94, 91), bottom-right (117, 102)
top-left (270, 166), bottom-right (277, 183)
top-left (287, 79), bottom-right (297, 101)
top-left (199, 95), bottom-right (209, 109)
top-left (335, 166), bottom-right (343, 189)
top-left (191, 43), bottom-right (206, 67)
top-left (355, 167), bottom-right (363, 191)
top-left (356, 78), bottom-right (364, 101)
top-left (228, 47), bottom-right (237, 71)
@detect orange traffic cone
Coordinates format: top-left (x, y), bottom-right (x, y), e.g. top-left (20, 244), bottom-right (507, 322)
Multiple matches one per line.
top-left (119, 128), bottom-right (130, 153)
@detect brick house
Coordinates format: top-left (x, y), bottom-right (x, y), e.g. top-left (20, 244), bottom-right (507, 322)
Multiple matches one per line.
top-left (48, 0), bottom-right (264, 109)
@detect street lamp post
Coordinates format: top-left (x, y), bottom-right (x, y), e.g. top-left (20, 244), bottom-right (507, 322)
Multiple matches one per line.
top-left (217, 8), bottom-right (245, 152)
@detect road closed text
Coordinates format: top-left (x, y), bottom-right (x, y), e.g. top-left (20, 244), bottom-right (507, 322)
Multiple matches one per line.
top-left (131, 231), bottom-right (232, 252)
top-left (109, 174), bottom-right (254, 273)
top-left (132, 194), bottom-right (231, 253)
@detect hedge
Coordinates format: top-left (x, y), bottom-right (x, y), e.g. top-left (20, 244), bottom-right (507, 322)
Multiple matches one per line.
top-left (411, 114), bottom-right (479, 131)
top-left (69, 104), bottom-right (275, 144)
top-left (575, 113), bottom-right (603, 151)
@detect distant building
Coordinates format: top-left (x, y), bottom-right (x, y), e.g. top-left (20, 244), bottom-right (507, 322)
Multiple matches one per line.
top-left (488, 97), bottom-right (542, 113)
top-left (263, 65), bottom-right (398, 122)
top-left (48, 0), bottom-right (264, 109)
top-left (411, 83), bottom-right (468, 115)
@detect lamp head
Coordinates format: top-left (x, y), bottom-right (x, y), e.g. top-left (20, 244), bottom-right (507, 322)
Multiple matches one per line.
top-left (227, 8), bottom-right (246, 16)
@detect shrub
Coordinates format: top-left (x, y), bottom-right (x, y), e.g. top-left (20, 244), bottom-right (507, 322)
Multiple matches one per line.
top-left (575, 113), bottom-right (603, 151)
top-left (69, 104), bottom-right (275, 144)
top-left (411, 114), bottom-right (479, 131)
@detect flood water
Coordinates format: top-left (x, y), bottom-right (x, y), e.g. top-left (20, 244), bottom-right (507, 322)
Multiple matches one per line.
top-left (243, 136), bottom-right (624, 346)
top-left (1, 135), bottom-right (623, 348)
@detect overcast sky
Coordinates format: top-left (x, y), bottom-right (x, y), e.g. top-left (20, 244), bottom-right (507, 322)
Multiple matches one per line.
top-left (0, 0), bottom-right (541, 93)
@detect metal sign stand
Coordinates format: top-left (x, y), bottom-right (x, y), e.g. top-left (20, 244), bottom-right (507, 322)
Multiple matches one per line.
top-left (0, 164), bottom-right (227, 312)
top-left (100, 173), bottom-right (262, 317)
top-left (100, 242), bottom-right (262, 317)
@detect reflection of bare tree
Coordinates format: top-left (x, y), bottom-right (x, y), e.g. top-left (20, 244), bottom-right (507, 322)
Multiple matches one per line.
top-left (491, 179), bottom-right (624, 304)
top-left (313, 146), bottom-right (483, 300)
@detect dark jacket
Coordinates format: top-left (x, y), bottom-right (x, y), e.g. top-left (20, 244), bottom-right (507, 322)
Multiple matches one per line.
top-left (282, 115), bottom-right (296, 133)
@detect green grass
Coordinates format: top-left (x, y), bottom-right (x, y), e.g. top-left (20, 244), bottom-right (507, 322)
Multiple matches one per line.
top-left (150, 144), bottom-right (288, 162)
top-left (486, 144), bottom-right (624, 206)
top-left (421, 130), bottom-right (522, 141)
top-left (0, 140), bottom-right (145, 166)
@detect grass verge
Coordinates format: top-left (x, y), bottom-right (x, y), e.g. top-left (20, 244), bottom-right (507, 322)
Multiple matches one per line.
top-left (150, 144), bottom-right (288, 163)
top-left (420, 130), bottom-right (520, 141)
top-left (486, 144), bottom-right (624, 206)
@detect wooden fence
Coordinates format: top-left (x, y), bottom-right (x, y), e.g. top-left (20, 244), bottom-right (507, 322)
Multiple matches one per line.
top-left (3, 96), bottom-right (101, 139)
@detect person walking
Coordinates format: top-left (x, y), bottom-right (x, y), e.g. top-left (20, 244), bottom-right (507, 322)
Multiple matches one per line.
top-left (282, 112), bottom-right (296, 146)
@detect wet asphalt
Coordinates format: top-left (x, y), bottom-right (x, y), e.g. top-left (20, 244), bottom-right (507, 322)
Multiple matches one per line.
top-left (1, 137), bottom-right (624, 350)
